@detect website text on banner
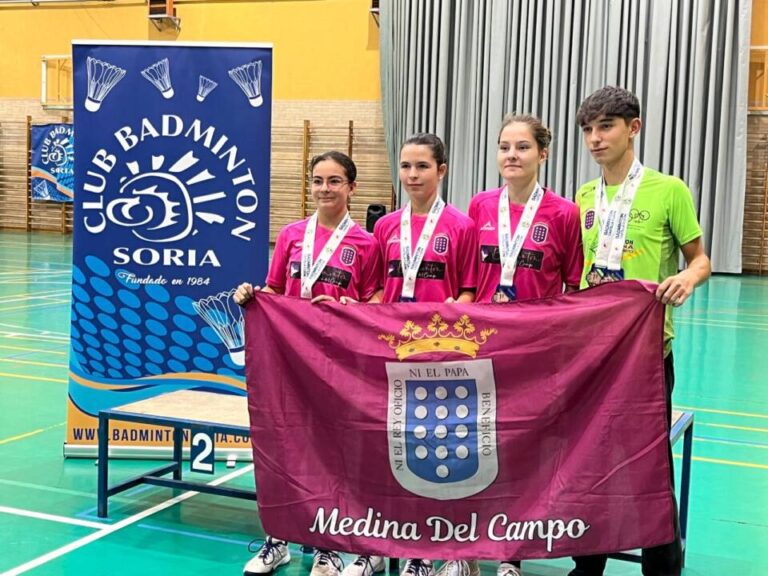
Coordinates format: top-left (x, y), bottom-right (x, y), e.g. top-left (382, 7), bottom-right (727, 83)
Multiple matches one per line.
top-left (244, 281), bottom-right (674, 560)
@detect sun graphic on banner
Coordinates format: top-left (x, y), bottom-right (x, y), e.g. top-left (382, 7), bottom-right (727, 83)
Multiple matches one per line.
top-left (44, 136), bottom-right (74, 167)
top-left (108, 150), bottom-right (227, 243)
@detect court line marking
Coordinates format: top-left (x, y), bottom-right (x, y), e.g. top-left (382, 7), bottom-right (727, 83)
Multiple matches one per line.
top-left (0, 268), bottom-right (70, 273)
top-left (674, 405), bottom-right (768, 420)
top-left (675, 319), bottom-right (768, 331)
top-left (0, 322), bottom-right (70, 336)
top-left (677, 309), bottom-right (768, 317)
top-left (0, 327), bottom-right (70, 339)
top-left (0, 240), bottom-right (72, 250)
top-left (689, 295), bottom-right (768, 306)
top-left (0, 479), bottom-right (135, 504)
top-left (76, 486), bottom-right (157, 519)
top-left (0, 358), bottom-right (68, 369)
top-left (0, 423), bottom-right (65, 446)
top-left (0, 334), bottom-right (69, 345)
top-left (699, 422), bottom-right (768, 434)
top-left (0, 269), bottom-right (70, 274)
top-left (0, 506), bottom-right (108, 530)
top-left (675, 318), bottom-right (768, 330)
top-left (673, 454), bottom-right (768, 470)
top-left (0, 275), bottom-right (71, 282)
top-left (0, 464), bottom-right (254, 576)
top-left (0, 291), bottom-right (70, 303)
top-left (0, 273), bottom-right (71, 279)
top-left (0, 282), bottom-right (72, 287)
top-left (0, 295), bottom-right (70, 306)
top-left (676, 315), bottom-right (768, 326)
top-left (0, 330), bottom-right (70, 346)
top-left (0, 372), bottom-right (67, 384)
top-left (695, 436), bottom-right (768, 449)
top-left (0, 344), bottom-right (67, 356)
top-left (0, 267), bottom-right (71, 273)
top-left (0, 249), bottom-right (70, 256)
top-left (0, 300), bottom-right (71, 313)
top-left (0, 270), bottom-right (70, 276)
top-left (137, 523), bottom-right (252, 546)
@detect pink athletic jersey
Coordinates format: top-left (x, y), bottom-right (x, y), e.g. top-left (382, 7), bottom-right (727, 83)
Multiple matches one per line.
top-left (468, 187), bottom-right (583, 302)
top-left (373, 203), bottom-right (477, 303)
top-left (266, 218), bottom-right (383, 301)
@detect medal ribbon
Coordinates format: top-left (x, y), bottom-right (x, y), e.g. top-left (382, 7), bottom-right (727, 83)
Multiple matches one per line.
top-left (498, 183), bottom-right (545, 287)
top-left (400, 195), bottom-right (445, 300)
top-left (301, 211), bottom-right (353, 299)
top-left (594, 159), bottom-right (644, 271)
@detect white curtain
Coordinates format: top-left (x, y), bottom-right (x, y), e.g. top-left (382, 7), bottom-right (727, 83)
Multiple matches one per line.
top-left (380, 0), bottom-right (752, 273)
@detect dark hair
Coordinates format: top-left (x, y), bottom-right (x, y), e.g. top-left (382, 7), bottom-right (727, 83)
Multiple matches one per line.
top-left (576, 86), bottom-right (641, 126)
top-left (498, 114), bottom-right (552, 151)
top-left (401, 133), bottom-right (447, 166)
top-left (309, 151), bottom-right (357, 183)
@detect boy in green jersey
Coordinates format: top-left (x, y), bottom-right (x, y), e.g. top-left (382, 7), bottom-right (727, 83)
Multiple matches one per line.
top-left (570, 86), bottom-right (711, 576)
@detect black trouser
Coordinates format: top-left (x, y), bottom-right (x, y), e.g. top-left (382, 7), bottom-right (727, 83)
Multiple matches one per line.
top-left (569, 353), bottom-right (682, 576)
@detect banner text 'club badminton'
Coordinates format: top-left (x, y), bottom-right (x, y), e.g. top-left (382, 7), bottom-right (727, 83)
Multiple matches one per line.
top-left (245, 282), bottom-right (675, 559)
top-left (67, 41), bottom-right (272, 451)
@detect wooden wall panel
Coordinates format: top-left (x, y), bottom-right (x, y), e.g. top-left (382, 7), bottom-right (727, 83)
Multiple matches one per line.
top-left (742, 114), bottom-right (768, 274)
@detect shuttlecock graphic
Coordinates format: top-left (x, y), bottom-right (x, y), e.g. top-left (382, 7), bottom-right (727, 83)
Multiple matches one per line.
top-left (192, 289), bottom-right (245, 366)
top-left (85, 57), bottom-right (126, 112)
top-left (228, 60), bottom-right (263, 107)
top-left (141, 58), bottom-right (174, 99)
top-left (33, 180), bottom-right (51, 200)
top-left (196, 76), bottom-right (218, 102)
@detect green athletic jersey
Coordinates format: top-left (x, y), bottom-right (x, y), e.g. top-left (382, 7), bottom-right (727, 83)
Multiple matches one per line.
top-left (576, 167), bottom-right (702, 351)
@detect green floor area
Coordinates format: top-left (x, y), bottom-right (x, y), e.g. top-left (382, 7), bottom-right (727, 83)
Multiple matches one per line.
top-left (0, 230), bottom-right (766, 575)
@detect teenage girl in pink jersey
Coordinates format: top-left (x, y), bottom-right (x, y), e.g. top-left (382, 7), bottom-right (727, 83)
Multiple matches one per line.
top-left (370, 133), bottom-right (477, 305)
top-left (341, 134), bottom-right (477, 576)
top-left (469, 114), bottom-right (583, 305)
top-left (235, 151), bottom-right (382, 576)
top-left (235, 151), bottom-right (382, 305)
top-left (437, 116), bottom-right (583, 576)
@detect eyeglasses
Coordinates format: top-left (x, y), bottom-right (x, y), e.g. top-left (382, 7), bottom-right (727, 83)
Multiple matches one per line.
top-left (311, 177), bottom-right (349, 190)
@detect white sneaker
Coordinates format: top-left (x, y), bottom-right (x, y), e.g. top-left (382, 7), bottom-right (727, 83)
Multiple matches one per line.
top-left (497, 562), bottom-right (522, 576)
top-left (342, 555), bottom-right (385, 576)
top-left (434, 561), bottom-right (480, 576)
top-left (310, 550), bottom-right (345, 576)
top-left (244, 536), bottom-right (291, 575)
top-left (400, 559), bottom-right (434, 576)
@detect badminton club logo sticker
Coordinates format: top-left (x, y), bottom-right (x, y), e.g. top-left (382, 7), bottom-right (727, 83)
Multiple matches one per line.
top-left (379, 314), bottom-right (499, 500)
top-left (584, 209), bottom-right (596, 231)
top-left (340, 246), bottom-right (356, 266)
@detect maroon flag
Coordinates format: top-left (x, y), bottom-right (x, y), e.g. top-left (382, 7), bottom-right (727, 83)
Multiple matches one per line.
top-left (245, 281), bottom-right (674, 559)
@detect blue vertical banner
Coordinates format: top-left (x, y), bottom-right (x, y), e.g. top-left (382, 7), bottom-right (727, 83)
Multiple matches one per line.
top-left (30, 123), bottom-right (75, 202)
top-left (67, 41), bottom-right (271, 452)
